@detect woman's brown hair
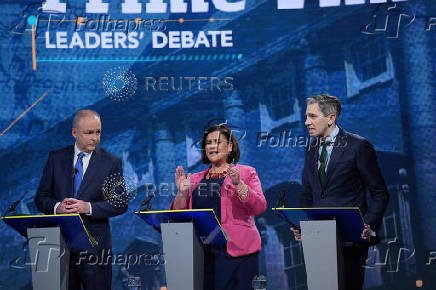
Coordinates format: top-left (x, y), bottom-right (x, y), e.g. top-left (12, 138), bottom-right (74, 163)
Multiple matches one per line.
top-left (201, 124), bottom-right (240, 164)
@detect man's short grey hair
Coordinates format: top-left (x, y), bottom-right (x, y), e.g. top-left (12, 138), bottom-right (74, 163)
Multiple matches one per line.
top-left (72, 110), bottom-right (101, 128)
top-left (306, 94), bottom-right (341, 121)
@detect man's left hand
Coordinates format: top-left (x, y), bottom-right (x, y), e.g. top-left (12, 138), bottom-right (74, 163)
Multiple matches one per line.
top-left (64, 198), bottom-right (90, 214)
top-left (361, 223), bottom-right (372, 240)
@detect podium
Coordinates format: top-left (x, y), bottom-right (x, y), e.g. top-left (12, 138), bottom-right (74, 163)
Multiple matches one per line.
top-left (272, 207), bottom-right (368, 290)
top-left (136, 209), bottom-right (229, 290)
top-left (2, 214), bottom-right (95, 290)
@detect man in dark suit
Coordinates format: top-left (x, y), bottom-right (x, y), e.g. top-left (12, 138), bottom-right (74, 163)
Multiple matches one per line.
top-left (35, 109), bottom-right (128, 290)
top-left (291, 94), bottom-right (389, 289)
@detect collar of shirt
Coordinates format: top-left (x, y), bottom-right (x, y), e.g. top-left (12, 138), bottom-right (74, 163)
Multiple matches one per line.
top-left (74, 144), bottom-right (93, 176)
top-left (323, 125), bottom-right (339, 145)
top-left (318, 125), bottom-right (339, 171)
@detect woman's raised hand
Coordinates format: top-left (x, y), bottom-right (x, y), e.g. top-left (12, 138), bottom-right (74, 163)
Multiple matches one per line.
top-left (175, 166), bottom-right (191, 195)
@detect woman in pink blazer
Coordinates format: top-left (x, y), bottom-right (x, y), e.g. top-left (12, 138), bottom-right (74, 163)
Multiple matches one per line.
top-left (170, 124), bottom-right (267, 290)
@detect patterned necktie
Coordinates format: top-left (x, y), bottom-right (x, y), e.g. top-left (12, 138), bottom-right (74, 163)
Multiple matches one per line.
top-left (73, 152), bottom-right (85, 198)
top-left (318, 141), bottom-right (331, 188)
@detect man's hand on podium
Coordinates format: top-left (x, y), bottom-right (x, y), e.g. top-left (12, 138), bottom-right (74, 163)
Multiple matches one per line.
top-left (56, 198), bottom-right (76, 214)
top-left (361, 224), bottom-right (372, 240)
top-left (290, 227), bottom-right (302, 241)
top-left (289, 223), bottom-right (372, 242)
top-left (56, 198), bottom-right (90, 214)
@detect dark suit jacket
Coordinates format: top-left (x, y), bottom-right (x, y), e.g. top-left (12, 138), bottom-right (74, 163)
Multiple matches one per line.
top-left (35, 145), bottom-right (128, 249)
top-left (300, 128), bottom-right (389, 235)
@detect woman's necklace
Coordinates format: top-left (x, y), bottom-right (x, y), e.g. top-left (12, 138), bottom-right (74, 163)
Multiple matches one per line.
top-left (206, 166), bottom-right (228, 179)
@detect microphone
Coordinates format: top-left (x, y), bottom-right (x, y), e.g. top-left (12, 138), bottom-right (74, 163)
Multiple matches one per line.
top-left (2, 190), bottom-right (29, 217)
top-left (137, 187), bottom-right (162, 212)
top-left (139, 194), bottom-right (154, 208)
top-left (74, 168), bottom-right (78, 175)
top-left (276, 190), bottom-right (287, 208)
top-left (273, 190), bottom-right (299, 230)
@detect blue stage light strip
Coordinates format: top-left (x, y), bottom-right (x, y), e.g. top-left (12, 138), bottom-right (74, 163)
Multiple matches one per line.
top-left (37, 54), bottom-right (244, 62)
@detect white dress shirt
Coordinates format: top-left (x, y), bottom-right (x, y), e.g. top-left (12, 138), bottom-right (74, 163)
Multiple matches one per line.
top-left (73, 144), bottom-right (93, 177)
top-left (317, 125), bottom-right (339, 173)
top-left (54, 144), bottom-right (93, 215)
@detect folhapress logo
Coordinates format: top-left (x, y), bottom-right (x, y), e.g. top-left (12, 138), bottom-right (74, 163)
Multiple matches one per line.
top-left (361, 4), bottom-right (415, 39)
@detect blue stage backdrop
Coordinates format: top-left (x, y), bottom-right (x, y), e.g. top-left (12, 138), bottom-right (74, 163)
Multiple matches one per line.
top-left (1, 0), bottom-right (436, 289)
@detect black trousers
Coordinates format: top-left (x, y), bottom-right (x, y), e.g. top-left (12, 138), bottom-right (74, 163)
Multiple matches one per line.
top-left (68, 248), bottom-right (112, 290)
top-left (204, 245), bottom-right (259, 290)
top-left (341, 245), bottom-right (369, 290)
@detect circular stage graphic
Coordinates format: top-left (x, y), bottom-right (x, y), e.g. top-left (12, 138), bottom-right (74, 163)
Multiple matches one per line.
top-left (102, 66), bottom-right (137, 102)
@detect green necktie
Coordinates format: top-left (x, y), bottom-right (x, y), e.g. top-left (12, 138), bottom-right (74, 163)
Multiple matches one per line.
top-left (318, 141), bottom-right (331, 188)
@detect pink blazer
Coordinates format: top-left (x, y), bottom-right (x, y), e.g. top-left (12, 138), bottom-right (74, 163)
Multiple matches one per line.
top-left (170, 164), bottom-right (267, 257)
